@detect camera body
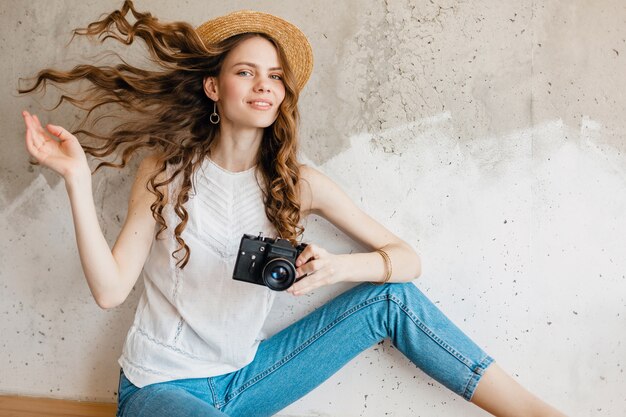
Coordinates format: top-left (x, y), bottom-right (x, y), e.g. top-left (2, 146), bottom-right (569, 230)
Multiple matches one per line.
top-left (233, 233), bottom-right (308, 291)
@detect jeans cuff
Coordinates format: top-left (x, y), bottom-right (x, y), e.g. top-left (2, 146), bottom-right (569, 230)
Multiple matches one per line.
top-left (462, 355), bottom-right (495, 401)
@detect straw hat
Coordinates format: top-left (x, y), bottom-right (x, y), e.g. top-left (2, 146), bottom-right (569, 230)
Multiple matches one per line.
top-left (195, 10), bottom-right (313, 92)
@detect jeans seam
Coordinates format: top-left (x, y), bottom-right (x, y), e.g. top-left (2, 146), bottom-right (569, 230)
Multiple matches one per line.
top-left (223, 294), bottom-right (390, 405)
top-left (389, 292), bottom-right (495, 401)
top-left (207, 377), bottom-right (223, 409)
top-left (223, 288), bottom-right (487, 406)
top-left (388, 294), bottom-right (476, 370)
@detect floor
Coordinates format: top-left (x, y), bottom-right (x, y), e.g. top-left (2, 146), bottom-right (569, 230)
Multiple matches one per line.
top-left (0, 395), bottom-right (116, 417)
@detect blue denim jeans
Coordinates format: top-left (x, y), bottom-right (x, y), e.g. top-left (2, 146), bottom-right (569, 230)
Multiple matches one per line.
top-left (117, 282), bottom-right (494, 417)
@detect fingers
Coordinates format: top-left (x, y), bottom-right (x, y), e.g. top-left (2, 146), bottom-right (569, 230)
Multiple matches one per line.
top-left (22, 111), bottom-right (47, 158)
top-left (24, 118), bottom-right (37, 157)
top-left (296, 259), bottom-right (319, 279)
top-left (288, 266), bottom-right (329, 296)
top-left (46, 123), bottom-right (73, 142)
top-left (33, 111), bottom-right (74, 142)
top-left (289, 246), bottom-right (338, 295)
top-left (23, 111), bottom-right (45, 142)
top-left (295, 243), bottom-right (324, 267)
top-left (22, 110), bottom-right (68, 140)
top-left (25, 129), bottom-right (44, 162)
top-left (31, 113), bottom-right (48, 138)
top-left (22, 110), bottom-right (66, 164)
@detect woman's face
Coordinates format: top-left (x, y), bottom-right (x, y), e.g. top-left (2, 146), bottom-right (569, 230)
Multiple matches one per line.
top-left (208, 36), bottom-right (286, 129)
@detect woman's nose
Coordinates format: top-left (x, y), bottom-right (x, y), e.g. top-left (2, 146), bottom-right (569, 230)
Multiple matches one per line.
top-left (253, 78), bottom-right (270, 93)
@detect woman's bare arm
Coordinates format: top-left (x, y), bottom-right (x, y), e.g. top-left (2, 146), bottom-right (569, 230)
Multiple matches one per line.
top-left (298, 164), bottom-right (421, 284)
top-left (66, 155), bottom-right (161, 309)
top-left (23, 110), bottom-right (160, 309)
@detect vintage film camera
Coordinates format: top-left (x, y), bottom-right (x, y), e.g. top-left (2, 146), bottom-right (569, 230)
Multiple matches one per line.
top-left (232, 233), bottom-right (308, 291)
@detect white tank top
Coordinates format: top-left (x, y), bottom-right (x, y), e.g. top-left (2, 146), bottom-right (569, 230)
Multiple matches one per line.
top-left (118, 157), bottom-right (278, 388)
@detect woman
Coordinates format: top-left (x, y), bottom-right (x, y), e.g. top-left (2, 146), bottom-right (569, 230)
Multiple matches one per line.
top-left (20, 1), bottom-right (566, 416)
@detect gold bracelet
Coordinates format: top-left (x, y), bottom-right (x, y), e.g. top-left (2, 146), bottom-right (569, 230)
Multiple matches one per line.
top-left (371, 249), bottom-right (392, 285)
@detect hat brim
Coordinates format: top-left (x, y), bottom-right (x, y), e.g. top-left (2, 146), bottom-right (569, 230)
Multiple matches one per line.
top-left (195, 10), bottom-right (313, 92)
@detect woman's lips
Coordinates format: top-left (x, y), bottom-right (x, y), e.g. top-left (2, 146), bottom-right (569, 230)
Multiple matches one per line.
top-left (247, 100), bottom-right (272, 110)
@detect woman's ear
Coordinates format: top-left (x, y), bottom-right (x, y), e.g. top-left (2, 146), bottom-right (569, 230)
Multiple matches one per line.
top-left (203, 76), bottom-right (219, 101)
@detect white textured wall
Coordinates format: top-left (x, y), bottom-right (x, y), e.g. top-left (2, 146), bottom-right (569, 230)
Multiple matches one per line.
top-left (2, 1), bottom-right (626, 416)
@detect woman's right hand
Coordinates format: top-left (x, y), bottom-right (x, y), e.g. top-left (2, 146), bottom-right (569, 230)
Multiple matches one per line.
top-left (22, 110), bottom-right (90, 181)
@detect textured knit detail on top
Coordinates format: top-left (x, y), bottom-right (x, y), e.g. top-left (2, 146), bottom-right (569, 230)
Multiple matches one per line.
top-left (118, 157), bottom-right (278, 388)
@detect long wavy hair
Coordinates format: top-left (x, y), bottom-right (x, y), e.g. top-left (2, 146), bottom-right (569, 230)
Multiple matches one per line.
top-left (19, 0), bottom-right (305, 268)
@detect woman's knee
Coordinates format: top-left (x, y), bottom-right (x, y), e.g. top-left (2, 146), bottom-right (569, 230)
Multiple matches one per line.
top-left (368, 281), bottom-right (422, 303)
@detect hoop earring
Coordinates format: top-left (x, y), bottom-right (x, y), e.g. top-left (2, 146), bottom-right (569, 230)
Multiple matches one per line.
top-left (210, 101), bottom-right (220, 125)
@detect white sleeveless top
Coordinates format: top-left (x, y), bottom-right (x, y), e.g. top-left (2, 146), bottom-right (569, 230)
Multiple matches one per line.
top-left (118, 157), bottom-right (278, 388)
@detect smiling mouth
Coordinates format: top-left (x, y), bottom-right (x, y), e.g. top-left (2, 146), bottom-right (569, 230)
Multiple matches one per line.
top-left (248, 101), bottom-right (273, 109)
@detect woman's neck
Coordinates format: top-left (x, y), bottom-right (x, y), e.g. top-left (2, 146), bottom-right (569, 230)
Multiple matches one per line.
top-left (209, 124), bottom-right (263, 172)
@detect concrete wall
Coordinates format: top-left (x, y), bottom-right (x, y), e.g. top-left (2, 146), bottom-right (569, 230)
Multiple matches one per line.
top-left (2, 0), bottom-right (625, 415)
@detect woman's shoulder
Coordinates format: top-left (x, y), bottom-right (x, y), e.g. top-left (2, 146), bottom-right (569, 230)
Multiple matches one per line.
top-left (138, 152), bottom-right (163, 170)
top-left (297, 163), bottom-right (340, 216)
top-left (134, 152), bottom-right (170, 201)
top-left (298, 163), bottom-right (323, 178)
top-left (298, 163), bottom-right (316, 216)
top-left (136, 152), bottom-right (168, 183)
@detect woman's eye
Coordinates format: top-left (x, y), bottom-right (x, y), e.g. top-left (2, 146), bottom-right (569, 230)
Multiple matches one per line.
top-left (271, 74), bottom-right (283, 81)
top-left (237, 70), bottom-right (252, 76)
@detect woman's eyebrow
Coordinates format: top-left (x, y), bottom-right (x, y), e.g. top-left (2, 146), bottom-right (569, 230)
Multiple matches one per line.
top-left (231, 62), bottom-right (283, 71)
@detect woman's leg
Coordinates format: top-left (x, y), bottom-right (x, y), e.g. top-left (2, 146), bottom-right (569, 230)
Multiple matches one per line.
top-left (117, 370), bottom-right (229, 417)
top-left (471, 363), bottom-right (568, 417)
top-left (212, 282), bottom-right (498, 417)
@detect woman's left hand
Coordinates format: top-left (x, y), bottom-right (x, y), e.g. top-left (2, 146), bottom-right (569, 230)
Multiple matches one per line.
top-left (287, 243), bottom-right (348, 296)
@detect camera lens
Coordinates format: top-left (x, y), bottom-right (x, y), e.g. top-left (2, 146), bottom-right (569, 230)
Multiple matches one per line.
top-left (262, 258), bottom-right (296, 291)
top-left (271, 266), bottom-right (289, 280)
